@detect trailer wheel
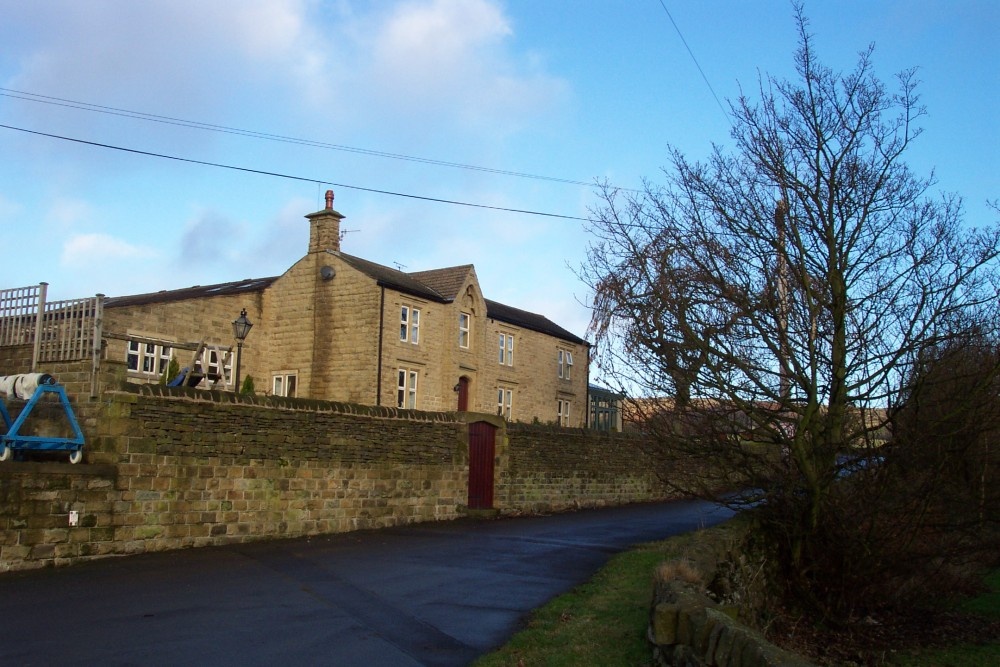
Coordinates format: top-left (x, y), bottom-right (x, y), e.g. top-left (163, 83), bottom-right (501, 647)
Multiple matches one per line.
top-left (69, 449), bottom-right (83, 464)
top-left (0, 445), bottom-right (9, 462)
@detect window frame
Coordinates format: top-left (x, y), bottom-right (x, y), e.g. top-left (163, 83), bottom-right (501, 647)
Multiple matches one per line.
top-left (400, 305), bottom-right (421, 344)
top-left (557, 399), bottom-right (571, 427)
top-left (459, 312), bottom-right (471, 349)
top-left (496, 387), bottom-right (513, 420)
top-left (558, 349), bottom-right (574, 380)
top-left (202, 348), bottom-right (233, 386)
top-left (272, 372), bottom-right (298, 397)
top-left (498, 332), bottom-right (514, 366)
top-left (397, 368), bottom-right (418, 409)
top-left (126, 338), bottom-right (174, 379)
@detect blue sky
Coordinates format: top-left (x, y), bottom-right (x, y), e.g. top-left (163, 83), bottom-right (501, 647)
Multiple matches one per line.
top-left (1, 1), bottom-right (996, 356)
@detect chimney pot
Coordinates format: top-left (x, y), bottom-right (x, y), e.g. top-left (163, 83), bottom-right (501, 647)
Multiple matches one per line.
top-left (325, 189), bottom-right (334, 210)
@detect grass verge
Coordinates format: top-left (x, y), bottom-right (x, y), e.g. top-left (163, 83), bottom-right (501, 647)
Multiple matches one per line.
top-left (891, 569), bottom-right (1000, 666)
top-left (471, 526), bottom-right (1000, 667)
top-left (470, 533), bottom-right (702, 667)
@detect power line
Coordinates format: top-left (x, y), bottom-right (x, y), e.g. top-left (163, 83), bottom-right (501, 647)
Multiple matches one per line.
top-left (656, 1), bottom-right (730, 122)
top-left (0, 87), bottom-right (612, 190)
top-left (0, 123), bottom-right (590, 222)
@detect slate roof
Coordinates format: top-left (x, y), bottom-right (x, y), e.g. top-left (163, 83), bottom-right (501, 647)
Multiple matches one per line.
top-left (485, 299), bottom-right (588, 346)
top-left (407, 265), bottom-right (473, 301)
top-left (337, 253), bottom-right (448, 302)
top-left (102, 254), bottom-right (587, 345)
top-left (354, 258), bottom-right (586, 345)
top-left (104, 277), bottom-right (280, 308)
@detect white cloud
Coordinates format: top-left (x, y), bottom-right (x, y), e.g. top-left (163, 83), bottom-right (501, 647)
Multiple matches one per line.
top-left (375, 0), bottom-right (511, 71)
top-left (2, 0), bottom-right (336, 124)
top-left (365, 0), bottom-right (569, 132)
top-left (61, 233), bottom-right (156, 267)
top-left (1, 0), bottom-right (567, 154)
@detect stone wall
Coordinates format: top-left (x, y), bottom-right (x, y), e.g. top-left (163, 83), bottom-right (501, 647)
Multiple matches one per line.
top-left (0, 462), bottom-right (119, 567)
top-left (1, 385), bottom-right (470, 572)
top-left (500, 422), bottom-right (671, 512)
top-left (2, 380), bottom-right (673, 572)
top-left (0, 344), bottom-right (32, 377)
top-left (648, 521), bottom-right (816, 667)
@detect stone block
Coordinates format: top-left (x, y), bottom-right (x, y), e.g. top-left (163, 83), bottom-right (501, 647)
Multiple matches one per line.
top-left (651, 602), bottom-right (682, 646)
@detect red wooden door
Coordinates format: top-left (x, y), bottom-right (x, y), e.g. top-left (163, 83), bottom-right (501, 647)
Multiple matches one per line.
top-left (457, 376), bottom-right (469, 411)
top-left (468, 421), bottom-right (496, 509)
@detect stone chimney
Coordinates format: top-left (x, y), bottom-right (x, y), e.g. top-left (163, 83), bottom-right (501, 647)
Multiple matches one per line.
top-left (305, 189), bottom-right (345, 253)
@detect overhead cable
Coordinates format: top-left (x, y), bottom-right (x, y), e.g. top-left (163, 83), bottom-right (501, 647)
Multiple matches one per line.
top-left (656, 1), bottom-right (730, 122)
top-left (0, 123), bottom-right (589, 222)
top-left (0, 87), bottom-right (612, 190)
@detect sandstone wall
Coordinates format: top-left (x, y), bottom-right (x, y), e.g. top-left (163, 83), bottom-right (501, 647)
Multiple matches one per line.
top-left (500, 422), bottom-right (670, 512)
top-left (2, 381), bottom-right (673, 572)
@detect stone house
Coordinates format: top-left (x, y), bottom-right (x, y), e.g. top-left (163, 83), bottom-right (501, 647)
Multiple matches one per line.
top-left (102, 191), bottom-right (592, 426)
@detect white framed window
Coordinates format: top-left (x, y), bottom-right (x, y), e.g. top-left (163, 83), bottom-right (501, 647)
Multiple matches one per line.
top-left (126, 339), bottom-right (173, 379)
top-left (201, 348), bottom-right (233, 386)
top-left (459, 312), bottom-right (471, 349)
top-left (400, 305), bottom-right (421, 344)
top-left (557, 399), bottom-right (571, 427)
top-left (142, 343), bottom-right (156, 373)
top-left (158, 346), bottom-right (170, 374)
top-left (499, 332), bottom-right (514, 366)
top-left (496, 387), bottom-right (513, 420)
top-left (397, 368), bottom-right (418, 409)
top-left (558, 349), bottom-right (574, 380)
top-left (272, 373), bottom-right (298, 397)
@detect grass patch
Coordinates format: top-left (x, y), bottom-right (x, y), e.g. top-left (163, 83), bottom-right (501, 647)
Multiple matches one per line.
top-left (472, 526), bottom-right (1000, 667)
top-left (960, 569), bottom-right (1000, 619)
top-left (890, 568), bottom-right (1000, 667)
top-left (471, 534), bottom-right (700, 667)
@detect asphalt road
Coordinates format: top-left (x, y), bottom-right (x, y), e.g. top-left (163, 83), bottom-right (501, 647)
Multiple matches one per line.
top-left (0, 500), bottom-right (733, 666)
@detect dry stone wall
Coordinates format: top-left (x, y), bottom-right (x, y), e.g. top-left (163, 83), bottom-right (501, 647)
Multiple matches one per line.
top-left (649, 522), bottom-right (817, 667)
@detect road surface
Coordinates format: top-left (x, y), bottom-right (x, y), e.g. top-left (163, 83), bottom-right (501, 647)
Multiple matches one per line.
top-left (0, 500), bottom-right (733, 666)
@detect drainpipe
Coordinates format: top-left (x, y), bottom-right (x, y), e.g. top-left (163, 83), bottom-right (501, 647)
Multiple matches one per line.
top-left (376, 286), bottom-right (385, 405)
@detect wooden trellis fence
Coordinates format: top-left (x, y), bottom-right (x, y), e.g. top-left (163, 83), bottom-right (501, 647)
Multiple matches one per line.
top-left (0, 283), bottom-right (104, 394)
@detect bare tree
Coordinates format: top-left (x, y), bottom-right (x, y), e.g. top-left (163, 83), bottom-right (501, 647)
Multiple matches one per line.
top-left (582, 7), bottom-right (1000, 619)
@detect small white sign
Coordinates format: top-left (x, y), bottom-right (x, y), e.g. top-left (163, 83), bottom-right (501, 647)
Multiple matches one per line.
top-left (68, 511), bottom-right (79, 527)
